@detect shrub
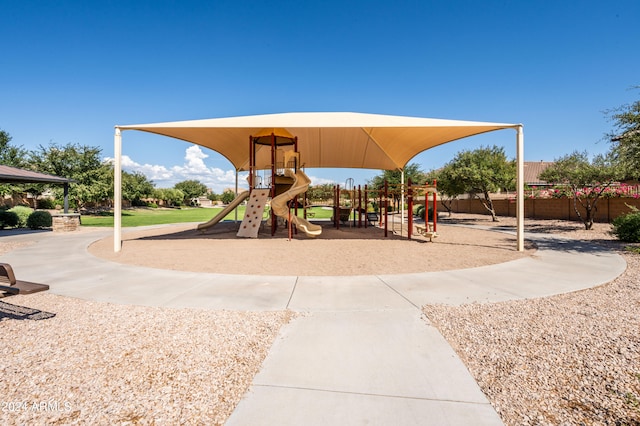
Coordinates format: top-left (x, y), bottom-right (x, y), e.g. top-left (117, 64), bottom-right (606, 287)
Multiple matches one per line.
top-left (0, 211), bottom-right (20, 229)
top-left (27, 211), bottom-right (53, 229)
top-left (9, 206), bottom-right (34, 228)
top-left (414, 205), bottom-right (434, 221)
top-left (612, 210), bottom-right (640, 243)
top-left (36, 198), bottom-right (56, 209)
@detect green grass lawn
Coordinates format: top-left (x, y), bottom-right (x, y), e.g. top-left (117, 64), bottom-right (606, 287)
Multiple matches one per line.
top-left (81, 206), bottom-right (334, 227)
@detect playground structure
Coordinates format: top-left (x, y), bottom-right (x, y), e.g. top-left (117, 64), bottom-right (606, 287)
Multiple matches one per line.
top-left (199, 128), bottom-right (323, 239)
top-left (332, 178), bottom-right (438, 241)
top-left (196, 190), bottom-right (250, 232)
top-left (197, 123), bottom-right (440, 241)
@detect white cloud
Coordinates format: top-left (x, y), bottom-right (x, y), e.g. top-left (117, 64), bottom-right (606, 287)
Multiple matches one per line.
top-left (105, 145), bottom-right (345, 193)
top-left (305, 174), bottom-right (336, 186)
top-left (105, 145), bottom-right (248, 193)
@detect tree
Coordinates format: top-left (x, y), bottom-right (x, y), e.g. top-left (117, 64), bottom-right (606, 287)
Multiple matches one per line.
top-left (174, 180), bottom-right (208, 205)
top-left (426, 166), bottom-right (466, 216)
top-left (29, 142), bottom-right (112, 209)
top-left (307, 183), bottom-right (334, 203)
top-left (607, 87), bottom-right (640, 179)
top-left (539, 150), bottom-right (624, 230)
top-left (439, 145), bottom-right (515, 221)
top-left (0, 129), bottom-right (31, 204)
top-left (153, 188), bottom-right (185, 207)
top-left (207, 192), bottom-right (220, 202)
top-left (122, 171), bottom-right (155, 205)
top-left (368, 163), bottom-right (427, 211)
top-left (0, 129), bottom-right (29, 167)
top-left (220, 189), bottom-right (236, 204)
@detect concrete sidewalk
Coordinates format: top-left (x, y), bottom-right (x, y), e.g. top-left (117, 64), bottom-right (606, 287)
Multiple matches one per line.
top-left (0, 226), bottom-right (627, 425)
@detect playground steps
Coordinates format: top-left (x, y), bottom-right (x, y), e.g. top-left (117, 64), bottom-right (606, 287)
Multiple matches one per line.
top-left (236, 189), bottom-right (270, 238)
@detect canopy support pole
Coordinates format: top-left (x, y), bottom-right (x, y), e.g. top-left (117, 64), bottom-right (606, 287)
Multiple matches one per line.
top-left (516, 125), bottom-right (524, 252)
top-left (235, 169), bottom-right (239, 222)
top-left (63, 183), bottom-right (69, 214)
top-left (400, 169), bottom-right (405, 237)
top-left (114, 128), bottom-right (122, 253)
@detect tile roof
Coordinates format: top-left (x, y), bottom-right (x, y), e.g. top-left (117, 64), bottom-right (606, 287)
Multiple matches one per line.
top-left (523, 161), bottom-right (554, 185)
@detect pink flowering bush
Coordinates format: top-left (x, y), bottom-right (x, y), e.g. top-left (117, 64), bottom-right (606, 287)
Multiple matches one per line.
top-left (524, 184), bottom-right (639, 199)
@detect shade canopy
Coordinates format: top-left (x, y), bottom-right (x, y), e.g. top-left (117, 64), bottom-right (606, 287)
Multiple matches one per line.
top-left (0, 165), bottom-right (73, 185)
top-left (0, 165), bottom-right (74, 213)
top-left (116, 112), bottom-right (519, 171)
top-left (113, 111), bottom-right (525, 253)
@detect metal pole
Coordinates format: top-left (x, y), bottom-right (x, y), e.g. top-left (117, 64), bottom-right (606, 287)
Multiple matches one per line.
top-left (336, 184), bottom-right (340, 230)
top-left (63, 183), bottom-right (69, 214)
top-left (516, 125), bottom-right (525, 251)
top-left (364, 184), bottom-right (368, 228)
top-left (432, 180), bottom-right (438, 233)
top-left (113, 127), bottom-right (122, 252)
top-left (271, 133), bottom-right (276, 236)
top-left (384, 180), bottom-right (388, 238)
top-left (400, 169), bottom-right (405, 237)
top-left (235, 169), bottom-right (239, 222)
top-left (248, 136), bottom-right (253, 189)
top-left (358, 185), bottom-right (362, 228)
top-left (407, 179), bottom-right (413, 240)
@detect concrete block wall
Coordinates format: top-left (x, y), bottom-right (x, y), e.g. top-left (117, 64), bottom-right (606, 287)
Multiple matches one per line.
top-left (441, 197), bottom-right (640, 223)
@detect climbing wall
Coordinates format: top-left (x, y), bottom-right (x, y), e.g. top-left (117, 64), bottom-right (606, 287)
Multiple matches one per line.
top-left (236, 189), bottom-right (270, 238)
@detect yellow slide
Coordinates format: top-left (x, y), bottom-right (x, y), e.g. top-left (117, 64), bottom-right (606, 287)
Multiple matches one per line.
top-left (271, 169), bottom-right (322, 237)
top-left (197, 190), bottom-right (250, 232)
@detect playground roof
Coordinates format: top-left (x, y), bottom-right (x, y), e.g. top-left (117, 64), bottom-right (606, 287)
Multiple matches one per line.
top-left (116, 112), bottom-right (520, 171)
top-left (113, 112), bottom-right (525, 253)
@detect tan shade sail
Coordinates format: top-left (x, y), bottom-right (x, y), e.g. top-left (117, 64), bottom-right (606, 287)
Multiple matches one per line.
top-left (116, 112), bottom-right (519, 171)
top-left (113, 112), bottom-right (525, 252)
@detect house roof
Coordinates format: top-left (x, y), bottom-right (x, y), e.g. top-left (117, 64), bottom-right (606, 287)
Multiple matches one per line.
top-left (523, 161), bottom-right (553, 185)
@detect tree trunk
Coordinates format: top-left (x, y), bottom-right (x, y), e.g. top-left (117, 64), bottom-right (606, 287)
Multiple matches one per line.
top-left (574, 196), bottom-right (597, 230)
top-left (476, 191), bottom-right (499, 221)
top-left (442, 198), bottom-right (453, 216)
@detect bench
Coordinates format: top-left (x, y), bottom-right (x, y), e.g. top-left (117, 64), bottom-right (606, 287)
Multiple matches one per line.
top-left (366, 212), bottom-right (379, 225)
top-left (0, 263), bottom-right (49, 297)
top-left (414, 225), bottom-right (437, 242)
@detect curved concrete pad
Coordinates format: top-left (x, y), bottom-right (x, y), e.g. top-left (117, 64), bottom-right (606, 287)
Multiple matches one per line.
top-left (0, 226), bottom-right (626, 426)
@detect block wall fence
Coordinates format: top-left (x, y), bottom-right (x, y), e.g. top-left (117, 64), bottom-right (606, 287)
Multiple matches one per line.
top-left (435, 197), bottom-right (640, 223)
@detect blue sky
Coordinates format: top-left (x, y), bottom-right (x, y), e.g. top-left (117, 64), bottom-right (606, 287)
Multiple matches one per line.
top-left (1, 0), bottom-right (638, 192)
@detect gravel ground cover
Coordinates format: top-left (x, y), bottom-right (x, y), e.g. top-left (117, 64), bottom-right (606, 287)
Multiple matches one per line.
top-left (2, 214), bottom-right (638, 425)
top-left (425, 215), bottom-right (640, 425)
top-left (0, 293), bottom-right (294, 425)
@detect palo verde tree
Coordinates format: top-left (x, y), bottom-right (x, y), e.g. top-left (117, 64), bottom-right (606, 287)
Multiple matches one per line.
top-left (439, 145), bottom-right (516, 221)
top-left (539, 150), bottom-right (624, 230)
top-left (368, 163), bottom-right (427, 211)
top-left (606, 87), bottom-right (640, 179)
